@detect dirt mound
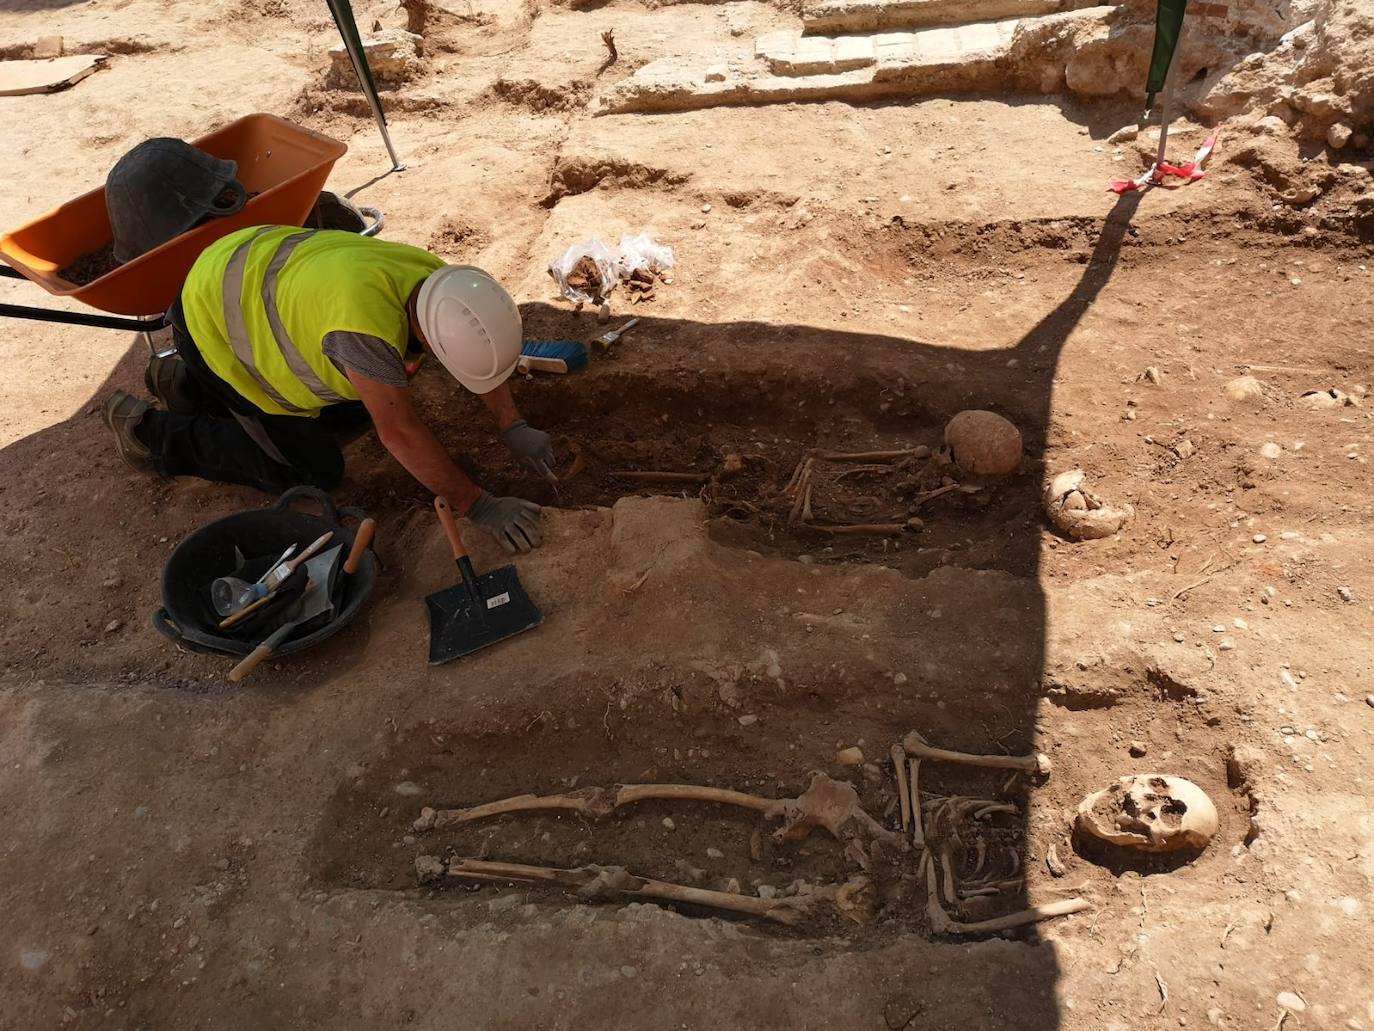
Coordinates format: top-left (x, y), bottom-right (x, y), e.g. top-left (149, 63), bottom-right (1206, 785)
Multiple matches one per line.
top-left (542, 155), bottom-right (691, 204)
top-left (490, 76), bottom-right (593, 113)
top-left (428, 217), bottom-right (492, 261)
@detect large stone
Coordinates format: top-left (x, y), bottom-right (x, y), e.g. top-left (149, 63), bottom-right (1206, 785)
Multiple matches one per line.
top-left (327, 29), bottom-right (424, 89)
top-left (1191, 0), bottom-right (1374, 137)
top-left (802, 0), bottom-right (1102, 34)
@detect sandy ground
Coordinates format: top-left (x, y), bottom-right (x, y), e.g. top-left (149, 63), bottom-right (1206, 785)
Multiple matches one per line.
top-left (2, 0), bottom-right (1374, 1028)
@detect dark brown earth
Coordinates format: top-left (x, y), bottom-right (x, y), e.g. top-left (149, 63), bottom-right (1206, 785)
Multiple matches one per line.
top-left (2, 0), bottom-right (1373, 1027)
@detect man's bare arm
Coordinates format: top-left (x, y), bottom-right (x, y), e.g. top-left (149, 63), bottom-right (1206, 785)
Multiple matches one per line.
top-left (480, 381), bottom-right (521, 430)
top-left (348, 372), bottom-right (484, 513)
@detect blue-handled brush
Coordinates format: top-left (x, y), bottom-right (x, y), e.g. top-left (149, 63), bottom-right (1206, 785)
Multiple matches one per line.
top-left (517, 340), bottom-right (588, 375)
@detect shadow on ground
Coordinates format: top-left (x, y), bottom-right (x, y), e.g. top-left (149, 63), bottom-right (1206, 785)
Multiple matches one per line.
top-left (0, 195), bottom-right (1140, 1030)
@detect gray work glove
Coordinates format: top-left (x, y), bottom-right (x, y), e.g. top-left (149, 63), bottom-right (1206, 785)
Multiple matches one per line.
top-left (501, 420), bottom-right (555, 478)
top-left (467, 491), bottom-right (543, 554)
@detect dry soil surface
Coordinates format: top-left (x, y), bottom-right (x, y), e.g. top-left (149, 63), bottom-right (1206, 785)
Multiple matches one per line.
top-left (1, 0), bottom-right (1373, 1028)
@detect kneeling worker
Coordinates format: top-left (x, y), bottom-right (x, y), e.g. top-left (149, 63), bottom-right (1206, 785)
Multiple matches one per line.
top-left (104, 225), bottom-right (550, 553)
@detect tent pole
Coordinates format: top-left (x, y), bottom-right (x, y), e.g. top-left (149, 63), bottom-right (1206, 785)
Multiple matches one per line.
top-left (323, 0), bottom-right (406, 172)
top-left (358, 78), bottom-right (407, 173)
top-left (1153, 7), bottom-right (1189, 170)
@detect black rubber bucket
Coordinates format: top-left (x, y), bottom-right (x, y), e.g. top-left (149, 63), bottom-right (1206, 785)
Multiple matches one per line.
top-left (152, 486), bottom-right (377, 658)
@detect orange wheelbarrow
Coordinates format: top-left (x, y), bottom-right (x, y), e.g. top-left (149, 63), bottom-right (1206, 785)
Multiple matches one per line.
top-left (0, 113), bottom-right (379, 337)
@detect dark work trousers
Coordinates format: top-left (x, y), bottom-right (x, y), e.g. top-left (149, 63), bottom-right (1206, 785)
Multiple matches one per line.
top-left (134, 302), bottom-right (369, 493)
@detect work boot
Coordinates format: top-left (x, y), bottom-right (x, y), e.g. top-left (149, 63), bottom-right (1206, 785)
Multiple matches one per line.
top-left (144, 352), bottom-right (197, 415)
top-left (102, 391), bottom-right (157, 475)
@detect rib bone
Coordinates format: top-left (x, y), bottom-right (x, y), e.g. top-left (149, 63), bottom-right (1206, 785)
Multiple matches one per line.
top-left (923, 853), bottom-right (1088, 935)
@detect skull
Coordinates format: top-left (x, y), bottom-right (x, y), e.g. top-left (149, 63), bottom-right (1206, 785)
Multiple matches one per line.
top-left (1076, 774), bottom-right (1218, 854)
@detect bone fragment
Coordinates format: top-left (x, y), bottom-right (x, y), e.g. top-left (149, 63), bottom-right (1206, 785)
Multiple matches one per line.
top-left (445, 858), bottom-right (804, 925)
top-left (612, 470), bottom-right (709, 483)
top-left (428, 776), bottom-right (900, 852)
top-left (909, 760), bottom-right (925, 849)
top-left (891, 744), bottom-right (911, 833)
top-left (902, 731), bottom-right (1051, 776)
top-left (816, 522), bottom-right (909, 536)
top-left (923, 854), bottom-right (1089, 935)
top-left (810, 449), bottom-right (923, 462)
top-left (431, 783), bottom-right (774, 829)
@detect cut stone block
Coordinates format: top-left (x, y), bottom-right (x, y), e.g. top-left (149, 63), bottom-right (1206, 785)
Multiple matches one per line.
top-left (597, 7), bottom-right (1112, 115)
top-left (757, 31), bottom-right (877, 75)
top-left (327, 29), bottom-right (423, 88)
top-left (802, 0), bottom-right (1108, 35)
top-left (33, 36), bottom-right (64, 59)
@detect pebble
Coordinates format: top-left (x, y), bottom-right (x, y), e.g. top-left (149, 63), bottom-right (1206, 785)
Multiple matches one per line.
top-left (1279, 670), bottom-right (1298, 690)
top-left (1280, 725), bottom-right (1295, 735)
top-left (737, 714), bottom-right (758, 727)
top-left (1276, 992), bottom-right (1306, 1013)
top-left (393, 781), bottom-right (423, 796)
top-left (1304, 729), bottom-right (1319, 741)
top-left (1129, 740), bottom-right (1148, 757)
top-left (1212, 624), bottom-right (1225, 633)
top-left (706, 847), bottom-right (724, 860)
top-left (1234, 618), bottom-right (1249, 630)
top-left (1337, 586), bottom-right (1353, 603)
top-left (414, 855), bottom-right (445, 881)
top-left (1219, 639), bottom-right (1235, 651)
top-left (1260, 442), bottom-right (1282, 459)
top-left (701, 203), bottom-right (712, 213)
top-left (757, 885), bottom-right (777, 899)
top-left (1253, 534), bottom-right (1267, 544)
top-left (1173, 632), bottom-right (1186, 643)
top-left (893, 672), bottom-right (908, 685)
top-left (620, 965), bottom-right (638, 978)
top-left (104, 619), bottom-right (122, 634)
top-left (102, 575), bottom-right (123, 589)
top-left (835, 746), bottom-right (864, 766)
top-left (1366, 696), bottom-right (1374, 709)
top-left (662, 817), bottom-right (676, 831)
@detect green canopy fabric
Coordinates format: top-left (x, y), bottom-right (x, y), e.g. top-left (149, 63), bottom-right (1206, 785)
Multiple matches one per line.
top-left (1146, 0), bottom-right (1188, 107)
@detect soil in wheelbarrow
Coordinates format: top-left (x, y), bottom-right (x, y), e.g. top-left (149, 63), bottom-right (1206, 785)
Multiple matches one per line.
top-left (58, 241), bottom-right (120, 286)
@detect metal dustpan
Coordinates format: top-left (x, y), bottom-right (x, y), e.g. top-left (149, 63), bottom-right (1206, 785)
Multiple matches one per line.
top-left (427, 498), bottom-right (543, 665)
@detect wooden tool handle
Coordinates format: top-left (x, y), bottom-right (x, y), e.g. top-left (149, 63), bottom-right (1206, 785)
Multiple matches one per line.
top-left (286, 531), bottom-right (334, 573)
top-left (228, 643), bottom-right (273, 683)
top-left (434, 497), bottom-right (469, 561)
top-left (344, 518), bottom-right (375, 575)
top-left (218, 590), bottom-right (274, 630)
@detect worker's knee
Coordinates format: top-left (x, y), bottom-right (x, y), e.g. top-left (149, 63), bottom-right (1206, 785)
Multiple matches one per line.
top-left (301, 450), bottom-right (345, 492)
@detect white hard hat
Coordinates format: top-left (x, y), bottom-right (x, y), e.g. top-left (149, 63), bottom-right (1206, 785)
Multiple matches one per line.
top-left (415, 265), bottom-right (522, 394)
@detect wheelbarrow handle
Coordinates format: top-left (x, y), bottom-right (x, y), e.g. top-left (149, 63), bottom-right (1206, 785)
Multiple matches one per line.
top-left (434, 497), bottom-right (469, 561)
top-left (272, 485), bottom-right (342, 525)
top-left (358, 207), bottom-right (385, 238)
